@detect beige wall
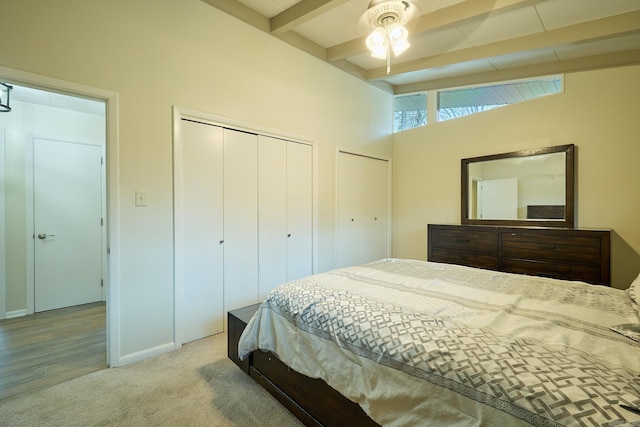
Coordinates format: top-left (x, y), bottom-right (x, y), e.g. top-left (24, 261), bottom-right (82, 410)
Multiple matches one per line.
top-left (1, 0), bottom-right (392, 363)
top-left (392, 65), bottom-right (640, 289)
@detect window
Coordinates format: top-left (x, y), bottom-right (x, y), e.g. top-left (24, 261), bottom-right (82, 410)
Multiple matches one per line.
top-left (392, 75), bottom-right (563, 132)
top-left (393, 93), bottom-right (427, 132)
top-left (438, 76), bottom-right (562, 122)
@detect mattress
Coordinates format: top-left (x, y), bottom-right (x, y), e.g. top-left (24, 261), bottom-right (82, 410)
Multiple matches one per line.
top-left (238, 259), bottom-right (640, 426)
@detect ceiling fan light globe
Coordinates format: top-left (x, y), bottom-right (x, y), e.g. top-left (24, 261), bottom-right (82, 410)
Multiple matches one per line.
top-left (366, 27), bottom-right (387, 48)
top-left (366, 27), bottom-right (389, 58)
top-left (387, 23), bottom-right (408, 42)
top-left (391, 38), bottom-right (409, 56)
top-left (371, 47), bottom-right (388, 59)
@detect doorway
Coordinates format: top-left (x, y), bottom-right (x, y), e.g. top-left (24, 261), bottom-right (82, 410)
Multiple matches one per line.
top-left (0, 81), bottom-right (109, 395)
top-left (0, 85), bottom-right (108, 315)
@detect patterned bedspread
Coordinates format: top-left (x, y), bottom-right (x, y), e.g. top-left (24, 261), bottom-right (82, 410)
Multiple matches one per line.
top-left (238, 259), bottom-right (640, 426)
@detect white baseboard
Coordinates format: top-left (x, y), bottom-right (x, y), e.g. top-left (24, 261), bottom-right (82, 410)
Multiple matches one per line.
top-left (5, 309), bottom-right (27, 319)
top-left (114, 342), bottom-right (178, 367)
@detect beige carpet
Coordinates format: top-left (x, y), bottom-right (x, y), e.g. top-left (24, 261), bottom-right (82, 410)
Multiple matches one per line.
top-left (0, 333), bottom-right (304, 427)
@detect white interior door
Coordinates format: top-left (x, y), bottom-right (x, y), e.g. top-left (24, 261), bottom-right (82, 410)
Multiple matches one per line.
top-left (479, 178), bottom-right (518, 220)
top-left (34, 138), bottom-right (103, 312)
top-left (179, 120), bottom-right (224, 343)
top-left (336, 152), bottom-right (389, 269)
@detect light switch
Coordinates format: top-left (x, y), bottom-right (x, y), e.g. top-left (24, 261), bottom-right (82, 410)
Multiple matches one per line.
top-left (135, 190), bottom-right (148, 207)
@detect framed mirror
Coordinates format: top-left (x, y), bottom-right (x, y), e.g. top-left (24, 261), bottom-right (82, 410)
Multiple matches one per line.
top-left (462, 144), bottom-right (574, 228)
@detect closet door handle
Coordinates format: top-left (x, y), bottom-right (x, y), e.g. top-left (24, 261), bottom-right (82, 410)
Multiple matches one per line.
top-left (219, 240), bottom-right (224, 244)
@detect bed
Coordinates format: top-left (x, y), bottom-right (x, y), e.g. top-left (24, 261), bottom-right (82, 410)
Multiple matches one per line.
top-left (235, 259), bottom-right (640, 426)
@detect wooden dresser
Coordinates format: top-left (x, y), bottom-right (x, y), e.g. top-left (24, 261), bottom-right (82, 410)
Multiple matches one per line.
top-left (427, 224), bottom-right (610, 285)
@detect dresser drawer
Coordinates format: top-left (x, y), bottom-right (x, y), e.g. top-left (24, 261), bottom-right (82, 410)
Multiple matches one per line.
top-left (430, 248), bottom-right (499, 270)
top-left (430, 227), bottom-right (498, 256)
top-left (501, 232), bottom-right (602, 265)
top-left (501, 259), bottom-right (602, 284)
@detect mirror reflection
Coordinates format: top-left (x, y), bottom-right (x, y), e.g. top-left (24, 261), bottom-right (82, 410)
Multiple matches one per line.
top-left (468, 152), bottom-right (566, 221)
top-left (462, 144), bottom-right (574, 228)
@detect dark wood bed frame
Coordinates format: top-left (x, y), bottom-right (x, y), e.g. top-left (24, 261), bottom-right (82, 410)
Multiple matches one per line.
top-left (228, 304), bottom-right (379, 427)
top-left (227, 226), bottom-right (611, 426)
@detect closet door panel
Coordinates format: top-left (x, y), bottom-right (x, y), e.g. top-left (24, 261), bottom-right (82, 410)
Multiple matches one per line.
top-left (336, 152), bottom-right (388, 268)
top-left (180, 120), bottom-right (224, 343)
top-left (361, 155), bottom-right (389, 263)
top-left (258, 136), bottom-right (287, 299)
top-left (223, 129), bottom-right (258, 316)
top-left (337, 152), bottom-right (365, 268)
top-left (286, 142), bottom-right (313, 281)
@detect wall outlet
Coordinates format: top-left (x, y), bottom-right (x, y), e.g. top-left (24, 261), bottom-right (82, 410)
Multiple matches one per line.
top-left (135, 190), bottom-right (148, 207)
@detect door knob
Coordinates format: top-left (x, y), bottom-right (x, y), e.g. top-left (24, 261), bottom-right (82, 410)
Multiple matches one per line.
top-left (37, 233), bottom-right (55, 239)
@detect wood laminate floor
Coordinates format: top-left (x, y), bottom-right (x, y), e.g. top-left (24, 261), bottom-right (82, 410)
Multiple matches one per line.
top-left (0, 302), bottom-right (106, 400)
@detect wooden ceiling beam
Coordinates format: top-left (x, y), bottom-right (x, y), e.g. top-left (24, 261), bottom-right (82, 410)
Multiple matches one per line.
top-left (270, 0), bottom-right (350, 35)
top-left (393, 48), bottom-right (640, 94)
top-left (200, 0), bottom-right (269, 32)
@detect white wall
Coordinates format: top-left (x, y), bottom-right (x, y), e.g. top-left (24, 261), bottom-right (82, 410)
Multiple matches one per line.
top-left (392, 65), bottom-right (640, 289)
top-left (0, 0), bottom-right (393, 364)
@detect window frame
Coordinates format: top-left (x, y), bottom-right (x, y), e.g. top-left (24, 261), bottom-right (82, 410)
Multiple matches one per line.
top-left (392, 74), bottom-right (564, 133)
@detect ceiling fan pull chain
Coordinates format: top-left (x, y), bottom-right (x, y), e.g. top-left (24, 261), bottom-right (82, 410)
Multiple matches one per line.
top-left (387, 51), bottom-right (391, 75)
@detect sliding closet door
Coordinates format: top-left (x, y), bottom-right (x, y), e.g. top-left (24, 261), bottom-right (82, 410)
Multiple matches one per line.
top-left (179, 120), bottom-right (224, 343)
top-left (223, 129), bottom-right (259, 318)
top-left (286, 142), bottom-right (313, 281)
top-left (258, 136), bottom-right (287, 300)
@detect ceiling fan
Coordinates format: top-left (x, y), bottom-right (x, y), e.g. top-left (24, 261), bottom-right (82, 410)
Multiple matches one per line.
top-left (361, 0), bottom-right (420, 74)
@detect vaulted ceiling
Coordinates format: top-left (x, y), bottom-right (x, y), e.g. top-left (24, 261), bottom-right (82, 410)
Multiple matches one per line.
top-left (202, 0), bottom-right (640, 93)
